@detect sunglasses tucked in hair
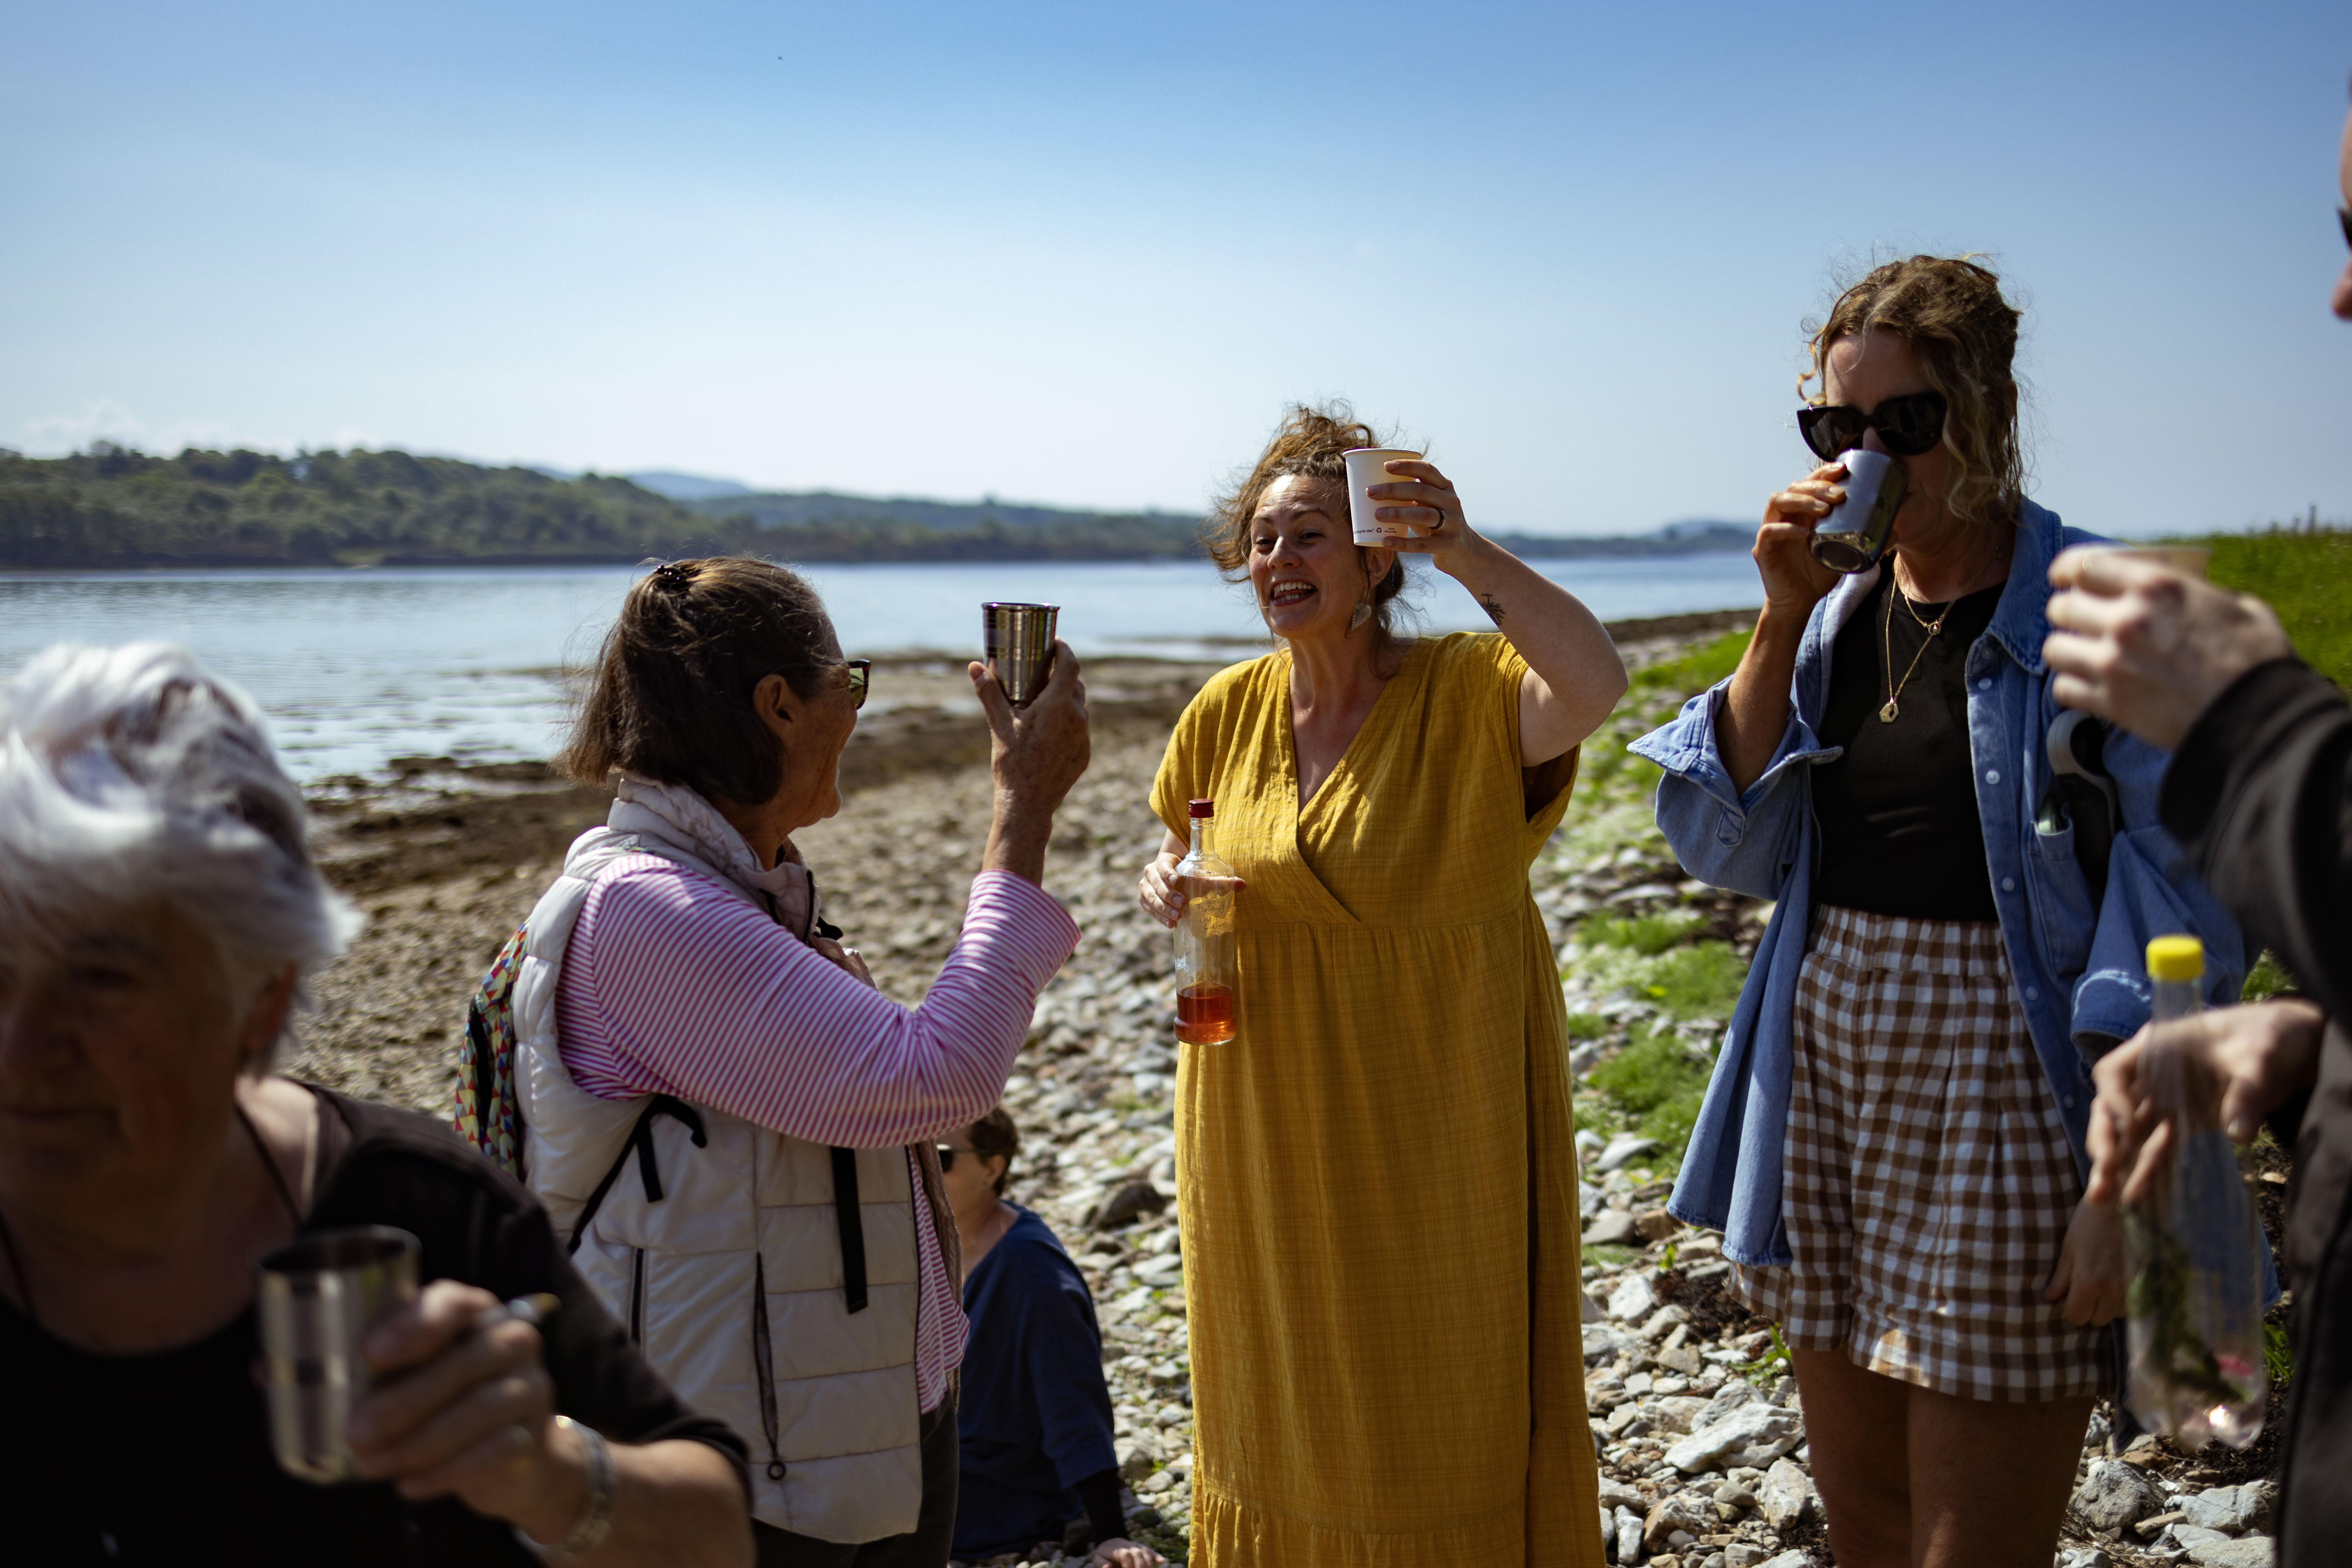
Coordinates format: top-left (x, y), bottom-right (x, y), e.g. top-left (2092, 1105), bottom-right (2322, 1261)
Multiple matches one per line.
top-left (1798, 389), bottom-right (1950, 463)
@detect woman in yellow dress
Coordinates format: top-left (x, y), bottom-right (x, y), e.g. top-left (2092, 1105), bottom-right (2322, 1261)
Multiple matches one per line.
top-left (1137, 406), bottom-right (1629, 1566)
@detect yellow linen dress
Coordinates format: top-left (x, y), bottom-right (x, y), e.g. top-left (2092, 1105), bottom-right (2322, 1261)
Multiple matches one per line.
top-left (1149, 632), bottom-right (1604, 1568)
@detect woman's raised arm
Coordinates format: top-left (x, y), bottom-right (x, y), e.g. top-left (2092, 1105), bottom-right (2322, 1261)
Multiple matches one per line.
top-left (1363, 458), bottom-right (1628, 762)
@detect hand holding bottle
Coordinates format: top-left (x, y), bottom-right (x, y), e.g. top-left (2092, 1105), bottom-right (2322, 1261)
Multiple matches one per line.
top-left (1138, 844), bottom-right (1246, 930)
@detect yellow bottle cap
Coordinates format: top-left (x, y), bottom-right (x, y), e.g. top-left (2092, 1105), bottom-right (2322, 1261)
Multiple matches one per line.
top-left (2146, 935), bottom-right (2205, 983)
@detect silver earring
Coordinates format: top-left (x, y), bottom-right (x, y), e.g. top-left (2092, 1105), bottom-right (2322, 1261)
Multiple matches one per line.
top-left (1349, 597), bottom-right (1373, 632)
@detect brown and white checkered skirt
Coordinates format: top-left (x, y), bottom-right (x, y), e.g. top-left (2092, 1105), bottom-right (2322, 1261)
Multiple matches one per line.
top-left (1728, 904), bottom-right (2109, 1402)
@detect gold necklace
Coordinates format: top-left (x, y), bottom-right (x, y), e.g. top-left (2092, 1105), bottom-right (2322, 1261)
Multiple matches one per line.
top-left (1879, 578), bottom-right (1940, 723)
top-left (1895, 579), bottom-right (1949, 637)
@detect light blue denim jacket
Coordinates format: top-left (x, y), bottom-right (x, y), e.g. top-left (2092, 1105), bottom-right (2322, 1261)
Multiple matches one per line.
top-left (1628, 501), bottom-right (2252, 1267)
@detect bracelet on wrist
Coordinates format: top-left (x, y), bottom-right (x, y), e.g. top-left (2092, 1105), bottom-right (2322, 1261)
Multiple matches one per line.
top-left (513, 1415), bottom-right (616, 1561)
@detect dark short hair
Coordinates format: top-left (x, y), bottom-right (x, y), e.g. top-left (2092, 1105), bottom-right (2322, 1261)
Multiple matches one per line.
top-left (968, 1105), bottom-right (1020, 1197)
top-left (559, 557), bottom-right (837, 805)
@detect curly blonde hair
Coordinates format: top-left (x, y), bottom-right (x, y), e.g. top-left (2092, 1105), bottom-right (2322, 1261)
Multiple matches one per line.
top-left (1803, 256), bottom-right (2025, 535)
top-left (1205, 402), bottom-right (1409, 639)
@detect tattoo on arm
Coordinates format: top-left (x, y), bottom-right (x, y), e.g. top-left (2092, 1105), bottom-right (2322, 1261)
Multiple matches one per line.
top-left (1479, 593), bottom-right (1504, 625)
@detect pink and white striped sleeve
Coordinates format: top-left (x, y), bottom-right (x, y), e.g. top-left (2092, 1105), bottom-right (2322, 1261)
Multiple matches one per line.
top-left (557, 859), bottom-right (1079, 1145)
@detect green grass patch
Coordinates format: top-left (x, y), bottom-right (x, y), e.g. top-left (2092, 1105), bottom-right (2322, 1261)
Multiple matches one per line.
top-left (2203, 526), bottom-right (2352, 689)
top-left (1641, 942), bottom-right (1748, 1020)
top-left (2243, 951), bottom-right (2298, 1004)
top-left (2265, 1319), bottom-right (2295, 1385)
top-left (1565, 1011), bottom-right (1615, 1040)
top-left (1741, 1325), bottom-right (1795, 1385)
top-left (1629, 628), bottom-right (1754, 702)
top-left (1585, 911), bottom-right (1705, 955)
top-left (1573, 628), bottom-right (1756, 803)
top-left (1588, 1025), bottom-right (1714, 1165)
top-left (1585, 1243), bottom-right (1641, 1269)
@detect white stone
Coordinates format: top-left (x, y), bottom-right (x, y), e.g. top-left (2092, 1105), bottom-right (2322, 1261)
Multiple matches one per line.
top-left (1613, 1506), bottom-right (1644, 1564)
top-left (1597, 1134), bottom-right (1663, 1173)
top-left (1607, 1273), bottom-right (1660, 1322)
top-left (2179, 1491), bottom-right (2248, 1536)
top-left (1756, 1457), bottom-right (1813, 1530)
top-left (1595, 1478), bottom-right (1646, 1513)
top-left (1644, 1494), bottom-right (1712, 1552)
top-left (2181, 1484), bottom-right (2270, 1535)
top-left (1587, 1209), bottom-right (1642, 1245)
top-left (2187, 1538), bottom-right (2276, 1568)
top-left (2168, 1524), bottom-right (2234, 1551)
top-left (1664, 1402), bottom-right (1803, 1474)
top-left (2070, 1460), bottom-right (2165, 1532)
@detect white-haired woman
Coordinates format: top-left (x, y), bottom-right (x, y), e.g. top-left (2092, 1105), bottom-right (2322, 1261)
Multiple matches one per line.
top-left (0, 643), bottom-right (754, 1566)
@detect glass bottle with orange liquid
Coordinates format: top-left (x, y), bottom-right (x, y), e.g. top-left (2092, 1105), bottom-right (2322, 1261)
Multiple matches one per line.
top-left (1172, 797), bottom-right (1238, 1045)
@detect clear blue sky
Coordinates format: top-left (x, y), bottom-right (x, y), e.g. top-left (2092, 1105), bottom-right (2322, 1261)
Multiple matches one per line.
top-left (5, 1), bottom-right (2348, 535)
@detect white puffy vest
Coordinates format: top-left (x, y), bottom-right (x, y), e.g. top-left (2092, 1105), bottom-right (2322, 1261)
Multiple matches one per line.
top-left (514, 823), bottom-right (928, 1541)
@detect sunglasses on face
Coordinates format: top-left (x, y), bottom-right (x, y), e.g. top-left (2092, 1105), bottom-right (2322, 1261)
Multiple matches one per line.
top-left (935, 1145), bottom-right (978, 1171)
top-left (2340, 206), bottom-right (2351, 251)
top-left (780, 659), bottom-right (871, 709)
top-left (1797, 388), bottom-right (1949, 463)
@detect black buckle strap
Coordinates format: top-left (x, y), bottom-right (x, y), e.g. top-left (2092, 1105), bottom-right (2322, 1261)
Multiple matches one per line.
top-left (566, 1095), bottom-right (708, 1256)
top-left (830, 1147), bottom-right (869, 1314)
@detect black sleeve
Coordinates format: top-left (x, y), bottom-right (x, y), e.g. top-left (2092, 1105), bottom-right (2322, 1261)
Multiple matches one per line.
top-left (1074, 1466), bottom-right (1127, 1548)
top-left (2160, 658), bottom-right (2352, 1024)
top-left (306, 1096), bottom-right (751, 1494)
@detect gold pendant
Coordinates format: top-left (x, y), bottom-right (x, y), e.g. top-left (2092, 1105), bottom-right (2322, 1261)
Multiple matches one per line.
top-left (1878, 700), bottom-right (1899, 723)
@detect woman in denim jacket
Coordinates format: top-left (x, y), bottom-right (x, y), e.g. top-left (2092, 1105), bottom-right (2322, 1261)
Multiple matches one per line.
top-left (1629, 257), bottom-right (2248, 1568)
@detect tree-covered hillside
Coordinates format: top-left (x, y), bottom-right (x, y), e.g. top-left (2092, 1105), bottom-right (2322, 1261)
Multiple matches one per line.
top-left (0, 445), bottom-right (727, 568)
top-left (0, 441), bottom-right (1756, 569)
top-left (0, 445), bottom-right (1219, 566)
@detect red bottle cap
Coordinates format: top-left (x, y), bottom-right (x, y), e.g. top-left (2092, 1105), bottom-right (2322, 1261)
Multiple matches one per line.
top-left (1188, 798), bottom-right (1214, 818)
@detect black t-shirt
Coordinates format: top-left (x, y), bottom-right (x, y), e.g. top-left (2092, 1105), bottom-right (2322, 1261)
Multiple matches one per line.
top-left (0, 1088), bottom-right (748, 1566)
top-left (1813, 569), bottom-right (2005, 920)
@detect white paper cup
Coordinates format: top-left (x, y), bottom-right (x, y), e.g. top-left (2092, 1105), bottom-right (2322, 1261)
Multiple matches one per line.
top-left (1341, 448), bottom-right (1424, 546)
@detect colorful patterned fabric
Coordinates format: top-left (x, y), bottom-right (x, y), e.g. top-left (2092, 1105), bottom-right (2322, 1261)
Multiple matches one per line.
top-left (453, 923), bottom-right (531, 1179)
top-left (1729, 903), bottom-right (2110, 1402)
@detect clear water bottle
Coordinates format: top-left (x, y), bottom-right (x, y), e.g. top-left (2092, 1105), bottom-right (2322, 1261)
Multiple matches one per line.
top-left (1172, 798), bottom-right (1238, 1046)
top-left (2123, 934), bottom-right (2267, 1449)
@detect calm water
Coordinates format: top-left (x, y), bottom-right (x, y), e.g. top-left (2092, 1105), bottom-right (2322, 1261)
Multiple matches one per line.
top-left (0, 554), bottom-right (1760, 780)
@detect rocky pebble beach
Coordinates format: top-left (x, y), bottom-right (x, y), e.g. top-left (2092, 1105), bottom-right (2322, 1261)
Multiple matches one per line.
top-left (287, 615), bottom-right (2291, 1568)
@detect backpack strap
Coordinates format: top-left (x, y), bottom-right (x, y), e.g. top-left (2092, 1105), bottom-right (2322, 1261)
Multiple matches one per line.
top-left (829, 1147), bottom-right (869, 1314)
top-left (565, 1095), bottom-right (709, 1256)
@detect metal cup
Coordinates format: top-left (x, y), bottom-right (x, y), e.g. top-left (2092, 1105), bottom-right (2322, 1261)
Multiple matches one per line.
top-left (982, 603), bottom-right (1060, 706)
top-left (1809, 448), bottom-right (1908, 573)
top-left (257, 1225), bottom-right (421, 1483)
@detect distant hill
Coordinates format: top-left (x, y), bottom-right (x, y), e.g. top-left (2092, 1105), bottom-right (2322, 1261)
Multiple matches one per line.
top-left (626, 470), bottom-right (754, 501)
top-left (1490, 521), bottom-right (1751, 558)
top-left (0, 444), bottom-right (1760, 569)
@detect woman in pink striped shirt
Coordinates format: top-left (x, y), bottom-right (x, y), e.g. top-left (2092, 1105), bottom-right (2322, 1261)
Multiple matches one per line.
top-left (522, 558), bottom-right (1091, 1568)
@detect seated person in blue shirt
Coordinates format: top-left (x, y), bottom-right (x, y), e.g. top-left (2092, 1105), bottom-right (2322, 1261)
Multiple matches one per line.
top-left (944, 1108), bottom-right (1162, 1568)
